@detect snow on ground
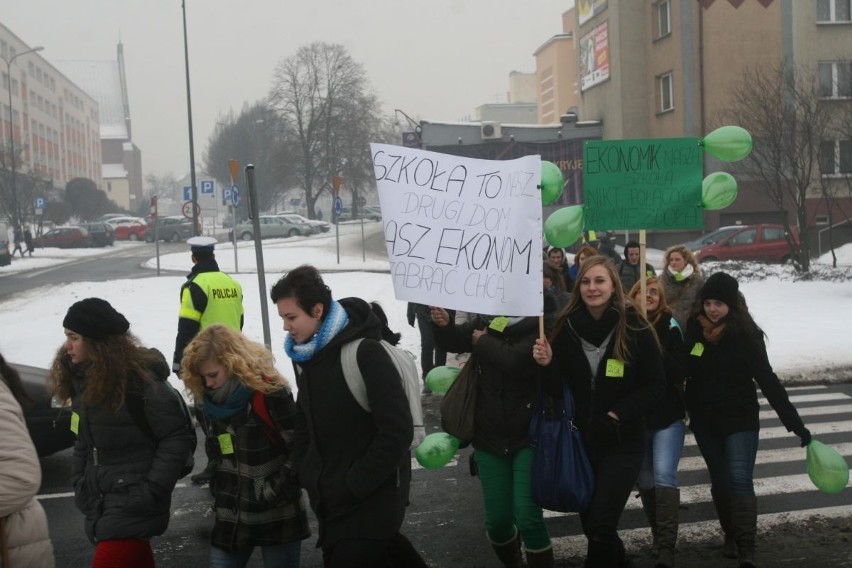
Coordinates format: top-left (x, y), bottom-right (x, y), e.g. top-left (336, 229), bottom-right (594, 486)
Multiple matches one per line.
top-left (1, 226), bottom-right (851, 391)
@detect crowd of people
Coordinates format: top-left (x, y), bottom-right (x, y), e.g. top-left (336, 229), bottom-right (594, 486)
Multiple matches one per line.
top-left (3, 235), bottom-right (813, 568)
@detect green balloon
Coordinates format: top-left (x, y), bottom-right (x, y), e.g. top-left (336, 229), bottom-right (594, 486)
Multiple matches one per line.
top-left (415, 432), bottom-right (461, 469)
top-left (544, 206), bottom-right (585, 248)
top-left (701, 172), bottom-right (738, 210)
top-left (425, 366), bottom-right (461, 395)
top-left (807, 439), bottom-right (850, 494)
top-left (540, 161), bottom-right (565, 205)
top-left (702, 125), bottom-right (753, 162)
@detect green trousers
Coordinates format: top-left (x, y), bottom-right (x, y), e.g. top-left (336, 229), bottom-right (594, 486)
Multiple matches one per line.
top-left (475, 447), bottom-right (551, 551)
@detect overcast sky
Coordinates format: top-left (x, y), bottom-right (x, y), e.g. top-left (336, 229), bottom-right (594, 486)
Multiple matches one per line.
top-left (4, 0), bottom-right (573, 179)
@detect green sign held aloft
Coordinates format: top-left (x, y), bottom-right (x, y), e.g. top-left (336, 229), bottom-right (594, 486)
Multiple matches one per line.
top-left (583, 138), bottom-right (703, 230)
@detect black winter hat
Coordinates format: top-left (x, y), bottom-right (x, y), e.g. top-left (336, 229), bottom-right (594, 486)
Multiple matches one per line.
top-left (63, 298), bottom-right (130, 339)
top-left (700, 272), bottom-right (739, 307)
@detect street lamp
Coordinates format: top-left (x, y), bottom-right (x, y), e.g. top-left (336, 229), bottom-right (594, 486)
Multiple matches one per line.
top-left (181, 0), bottom-right (199, 236)
top-left (2, 45), bottom-right (44, 229)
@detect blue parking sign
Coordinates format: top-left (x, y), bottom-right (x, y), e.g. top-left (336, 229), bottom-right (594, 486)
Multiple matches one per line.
top-left (200, 179), bottom-right (215, 195)
top-left (34, 196), bottom-right (46, 209)
top-left (183, 186), bottom-right (191, 201)
top-left (222, 187), bottom-right (232, 206)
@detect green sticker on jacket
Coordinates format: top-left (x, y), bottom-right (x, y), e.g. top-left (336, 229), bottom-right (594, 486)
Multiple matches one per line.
top-left (489, 316), bottom-right (509, 332)
top-left (218, 433), bottom-right (234, 455)
top-left (690, 342), bottom-right (705, 356)
top-left (605, 359), bottom-right (625, 378)
top-left (70, 411), bottom-right (80, 434)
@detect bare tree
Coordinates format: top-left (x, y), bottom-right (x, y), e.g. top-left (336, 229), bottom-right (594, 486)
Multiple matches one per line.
top-left (267, 42), bottom-right (385, 219)
top-left (819, 101), bottom-right (852, 267)
top-left (723, 63), bottom-right (833, 272)
top-left (0, 143), bottom-right (50, 226)
top-left (203, 102), bottom-right (296, 214)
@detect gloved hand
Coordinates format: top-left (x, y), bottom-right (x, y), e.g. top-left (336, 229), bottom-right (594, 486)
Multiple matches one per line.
top-left (262, 465), bottom-right (302, 505)
top-left (798, 428), bottom-right (812, 448)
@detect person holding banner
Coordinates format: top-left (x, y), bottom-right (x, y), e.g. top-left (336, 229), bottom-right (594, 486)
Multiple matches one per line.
top-left (628, 277), bottom-right (687, 568)
top-left (430, 304), bottom-right (556, 568)
top-left (684, 272), bottom-right (811, 568)
top-left (532, 256), bottom-right (665, 567)
top-left (661, 245), bottom-right (704, 328)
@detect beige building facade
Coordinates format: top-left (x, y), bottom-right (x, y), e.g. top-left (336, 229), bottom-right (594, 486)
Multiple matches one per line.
top-left (1, 22), bottom-right (102, 197)
top-left (555, 0), bottom-right (852, 247)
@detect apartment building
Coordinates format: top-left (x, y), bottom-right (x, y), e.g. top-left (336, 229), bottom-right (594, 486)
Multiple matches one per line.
top-left (548, 0), bottom-right (851, 247)
top-left (0, 22), bottom-right (102, 197)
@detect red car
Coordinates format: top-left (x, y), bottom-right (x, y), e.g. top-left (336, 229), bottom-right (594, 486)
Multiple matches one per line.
top-left (693, 224), bottom-right (799, 264)
top-left (33, 226), bottom-right (93, 248)
top-left (107, 217), bottom-right (148, 241)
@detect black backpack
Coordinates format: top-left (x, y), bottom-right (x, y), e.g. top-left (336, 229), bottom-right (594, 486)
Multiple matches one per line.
top-left (126, 381), bottom-right (198, 478)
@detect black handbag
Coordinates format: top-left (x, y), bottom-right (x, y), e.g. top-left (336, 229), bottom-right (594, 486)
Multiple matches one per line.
top-left (440, 358), bottom-right (478, 442)
top-left (529, 380), bottom-right (595, 513)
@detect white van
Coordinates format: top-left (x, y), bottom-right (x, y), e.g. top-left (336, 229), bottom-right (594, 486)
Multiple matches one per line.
top-left (0, 222), bottom-right (11, 266)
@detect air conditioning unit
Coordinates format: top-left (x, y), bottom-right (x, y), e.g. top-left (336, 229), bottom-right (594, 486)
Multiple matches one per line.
top-left (480, 121), bottom-right (502, 140)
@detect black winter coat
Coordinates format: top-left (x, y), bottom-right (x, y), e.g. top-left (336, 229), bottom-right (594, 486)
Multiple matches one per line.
top-left (646, 313), bottom-right (687, 430)
top-left (70, 350), bottom-right (195, 544)
top-left (291, 297), bottom-right (413, 548)
top-left (542, 308), bottom-right (665, 454)
top-left (684, 319), bottom-right (807, 437)
top-left (208, 387), bottom-right (310, 552)
top-left (433, 315), bottom-right (541, 455)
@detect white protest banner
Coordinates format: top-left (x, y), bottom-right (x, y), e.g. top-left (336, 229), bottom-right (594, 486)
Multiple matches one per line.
top-left (371, 143), bottom-right (543, 316)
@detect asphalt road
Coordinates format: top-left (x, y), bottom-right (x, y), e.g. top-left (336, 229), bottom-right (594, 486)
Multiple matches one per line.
top-left (35, 382), bottom-right (852, 567)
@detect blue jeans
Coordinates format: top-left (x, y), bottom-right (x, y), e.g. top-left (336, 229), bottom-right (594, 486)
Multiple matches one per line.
top-left (693, 429), bottom-right (759, 496)
top-left (637, 419), bottom-right (685, 490)
top-left (210, 541), bottom-right (301, 568)
top-left (475, 447), bottom-right (551, 551)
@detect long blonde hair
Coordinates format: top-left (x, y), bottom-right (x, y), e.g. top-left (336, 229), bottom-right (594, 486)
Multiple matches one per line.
top-left (181, 324), bottom-right (290, 400)
top-left (628, 276), bottom-right (673, 327)
top-left (552, 256), bottom-right (655, 362)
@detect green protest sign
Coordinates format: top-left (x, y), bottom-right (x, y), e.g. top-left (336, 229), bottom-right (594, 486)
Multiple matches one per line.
top-left (583, 138), bottom-right (703, 230)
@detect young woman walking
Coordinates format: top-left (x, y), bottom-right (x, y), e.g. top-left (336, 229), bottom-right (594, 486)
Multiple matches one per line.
top-left (181, 324), bottom-right (309, 567)
top-left (684, 272), bottom-right (811, 568)
top-left (533, 256), bottom-right (665, 567)
top-left (628, 277), bottom-right (687, 568)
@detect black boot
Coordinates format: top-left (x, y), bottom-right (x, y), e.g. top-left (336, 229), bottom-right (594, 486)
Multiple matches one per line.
top-left (586, 538), bottom-right (633, 567)
top-left (654, 487), bottom-right (679, 568)
top-left (489, 531), bottom-right (523, 568)
top-left (710, 488), bottom-right (737, 559)
top-left (732, 495), bottom-right (758, 568)
top-left (190, 459), bottom-right (219, 485)
top-left (638, 488), bottom-right (658, 557)
top-left (525, 545), bottom-right (554, 568)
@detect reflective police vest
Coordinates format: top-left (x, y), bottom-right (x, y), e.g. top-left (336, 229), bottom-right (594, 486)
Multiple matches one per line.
top-left (179, 271), bottom-right (243, 331)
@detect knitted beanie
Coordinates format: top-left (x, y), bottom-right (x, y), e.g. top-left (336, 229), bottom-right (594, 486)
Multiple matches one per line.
top-left (700, 272), bottom-right (739, 307)
top-left (62, 298), bottom-right (130, 339)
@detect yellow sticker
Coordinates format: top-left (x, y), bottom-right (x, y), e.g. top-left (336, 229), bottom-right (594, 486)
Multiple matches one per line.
top-left (489, 316), bottom-right (509, 332)
top-left (605, 359), bottom-right (625, 378)
top-left (588, 230), bottom-right (597, 242)
top-left (690, 342), bottom-right (705, 357)
top-left (218, 433), bottom-right (234, 455)
top-left (70, 411), bottom-right (80, 435)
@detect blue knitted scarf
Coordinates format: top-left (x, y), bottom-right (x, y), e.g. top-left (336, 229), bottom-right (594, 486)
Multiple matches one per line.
top-left (284, 299), bottom-right (349, 363)
top-left (203, 381), bottom-right (253, 421)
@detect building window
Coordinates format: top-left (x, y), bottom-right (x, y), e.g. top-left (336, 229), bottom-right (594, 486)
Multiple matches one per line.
top-left (658, 72), bottom-right (674, 112)
top-left (819, 61), bottom-right (852, 98)
top-left (820, 140), bottom-right (852, 175)
top-left (817, 0), bottom-right (851, 22)
top-left (657, 1), bottom-right (672, 38)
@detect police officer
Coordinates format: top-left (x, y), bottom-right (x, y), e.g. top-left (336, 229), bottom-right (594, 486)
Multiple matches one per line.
top-left (172, 236), bottom-right (244, 484)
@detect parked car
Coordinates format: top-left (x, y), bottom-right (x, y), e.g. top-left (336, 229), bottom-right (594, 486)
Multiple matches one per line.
top-left (145, 216), bottom-right (196, 243)
top-left (106, 216), bottom-right (148, 241)
top-left (0, 222), bottom-right (10, 266)
top-left (78, 222), bottom-right (115, 247)
top-left (96, 213), bottom-right (127, 222)
top-left (693, 223), bottom-right (799, 264)
top-left (334, 206), bottom-right (382, 223)
top-left (275, 213), bottom-right (330, 233)
top-left (228, 215), bottom-right (314, 241)
top-left (14, 362), bottom-right (75, 457)
top-left (681, 226), bottom-right (743, 253)
top-left (33, 226), bottom-right (92, 248)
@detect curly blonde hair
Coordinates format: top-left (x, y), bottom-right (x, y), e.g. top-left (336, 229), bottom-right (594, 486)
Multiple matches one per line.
top-left (181, 324), bottom-right (291, 400)
top-left (663, 245), bottom-right (701, 276)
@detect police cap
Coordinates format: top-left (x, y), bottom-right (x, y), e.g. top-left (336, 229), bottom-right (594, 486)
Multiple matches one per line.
top-left (187, 236), bottom-right (217, 254)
